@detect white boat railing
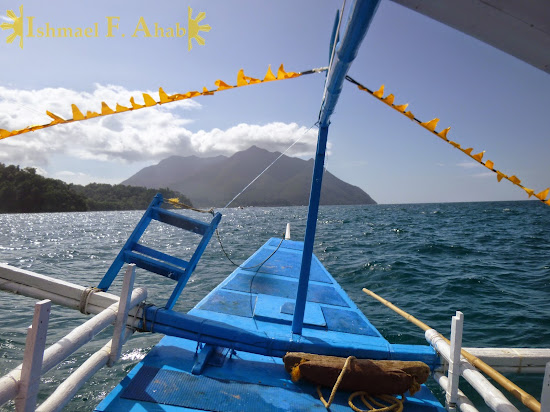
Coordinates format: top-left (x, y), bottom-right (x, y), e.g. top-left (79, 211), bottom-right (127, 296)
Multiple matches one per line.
top-left (0, 264), bottom-right (147, 412)
top-left (428, 312), bottom-right (550, 412)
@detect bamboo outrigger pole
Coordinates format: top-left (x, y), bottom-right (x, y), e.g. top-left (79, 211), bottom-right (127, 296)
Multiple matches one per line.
top-left (362, 287), bottom-right (541, 412)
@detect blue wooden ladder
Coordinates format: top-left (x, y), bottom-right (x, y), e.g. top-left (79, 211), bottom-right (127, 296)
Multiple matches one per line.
top-left (97, 193), bottom-right (222, 310)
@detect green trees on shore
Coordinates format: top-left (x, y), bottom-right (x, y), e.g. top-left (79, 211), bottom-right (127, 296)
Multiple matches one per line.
top-left (0, 164), bottom-right (192, 213)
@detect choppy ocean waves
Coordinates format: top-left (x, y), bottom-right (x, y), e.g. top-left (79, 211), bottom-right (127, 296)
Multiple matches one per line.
top-left (0, 200), bottom-right (548, 410)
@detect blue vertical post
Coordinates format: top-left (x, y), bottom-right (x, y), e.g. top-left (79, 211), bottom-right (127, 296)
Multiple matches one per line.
top-left (291, 0), bottom-right (381, 335)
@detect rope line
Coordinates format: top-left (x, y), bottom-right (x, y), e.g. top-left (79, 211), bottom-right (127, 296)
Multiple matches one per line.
top-left (346, 75), bottom-right (550, 206)
top-left (164, 198), bottom-right (214, 215)
top-left (215, 229), bottom-right (284, 270)
top-left (315, 355), bottom-right (404, 412)
top-left (317, 355), bottom-right (354, 408)
top-left (348, 393), bottom-right (403, 412)
top-left (0, 65), bottom-right (327, 141)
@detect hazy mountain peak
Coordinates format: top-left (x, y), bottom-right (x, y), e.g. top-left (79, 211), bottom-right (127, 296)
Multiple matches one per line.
top-left (122, 146), bottom-right (376, 207)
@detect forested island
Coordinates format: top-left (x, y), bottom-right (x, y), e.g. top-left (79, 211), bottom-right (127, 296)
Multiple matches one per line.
top-left (0, 164), bottom-right (191, 213)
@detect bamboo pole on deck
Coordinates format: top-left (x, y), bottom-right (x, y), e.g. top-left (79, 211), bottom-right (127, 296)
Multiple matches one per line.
top-left (362, 287), bottom-right (541, 412)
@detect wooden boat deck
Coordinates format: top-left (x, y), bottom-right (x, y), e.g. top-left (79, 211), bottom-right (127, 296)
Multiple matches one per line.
top-left (95, 239), bottom-right (444, 411)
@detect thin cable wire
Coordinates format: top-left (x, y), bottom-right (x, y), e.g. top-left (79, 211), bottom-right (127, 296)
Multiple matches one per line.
top-left (216, 229), bottom-right (284, 270)
top-left (219, 123), bottom-right (318, 212)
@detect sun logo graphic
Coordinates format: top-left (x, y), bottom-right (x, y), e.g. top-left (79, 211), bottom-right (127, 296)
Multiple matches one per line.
top-left (188, 7), bottom-right (210, 51)
top-left (1, 5), bottom-right (23, 49)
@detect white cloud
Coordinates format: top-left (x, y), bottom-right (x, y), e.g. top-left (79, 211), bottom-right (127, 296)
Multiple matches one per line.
top-left (53, 170), bottom-right (121, 185)
top-left (32, 166), bottom-right (48, 177)
top-left (472, 172), bottom-right (494, 178)
top-left (190, 122), bottom-right (319, 157)
top-left (457, 161), bottom-right (479, 169)
top-left (0, 84), bottom-right (319, 166)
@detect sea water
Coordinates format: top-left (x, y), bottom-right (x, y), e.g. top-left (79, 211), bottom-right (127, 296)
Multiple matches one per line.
top-left (0, 201), bottom-right (548, 411)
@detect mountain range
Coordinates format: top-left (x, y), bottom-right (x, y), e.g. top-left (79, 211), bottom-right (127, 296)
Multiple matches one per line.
top-left (121, 146), bottom-right (376, 207)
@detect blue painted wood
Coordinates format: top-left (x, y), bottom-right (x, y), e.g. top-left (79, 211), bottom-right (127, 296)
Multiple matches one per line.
top-left (97, 194), bottom-right (163, 291)
top-left (121, 366), bottom-right (328, 411)
top-left (97, 337), bottom-right (443, 412)
top-left (97, 193), bottom-right (222, 309)
top-left (256, 297), bottom-right (326, 327)
top-left (130, 238), bottom-right (439, 368)
top-left (124, 250), bottom-right (185, 281)
top-left (132, 244), bottom-right (189, 270)
top-left (242, 246), bottom-right (332, 283)
top-left (293, 125), bottom-right (329, 335)
top-left (96, 235), bottom-right (444, 411)
top-left (321, 306), bottom-right (379, 336)
top-left (199, 290), bottom-right (255, 318)
top-left (293, 0), bottom-right (382, 335)
top-left (151, 207), bottom-right (210, 235)
top-left (223, 272), bottom-right (349, 307)
top-left (319, 0), bottom-right (382, 127)
top-left (165, 212), bottom-right (222, 310)
top-left (191, 344), bottom-right (217, 375)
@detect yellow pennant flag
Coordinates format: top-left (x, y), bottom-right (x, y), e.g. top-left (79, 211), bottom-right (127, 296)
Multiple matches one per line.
top-left (237, 69), bottom-right (248, 87)
top-left (485, 160), bottom-right (494, 170)
top-left (383, 94), bottom-right (394, 105)
top-left (101, 102), bottom-right (115, 115)
top-left (277, 64), bottom-right (299, 79)
top-left (214, 80), bottom-right (233, 91)
top-left (116, 103), bottom-right (130, 112)
top-left (244, 75), bottom-right (261, 84)
top-left (472, 151), bottom-right (485, 162)
top-left (86, 111), bottom-right (100, 118)
top-left (508, 175), bottom-right (521, 185)
top-left (420, 118), bottom-right (439, 132)
top-left (46, 111), bottom-right (65, 124)
top-left (373, 85), bottom-right (384, 98)
top-left (438, 127), bottom-right (450, 140)
top-left (202, 87), bottom-right (214, 96)
top-left (158, 88), bottom-right (172, 103)
top-left (496, 171), bottom-right (506, 182)
top-left (71, 104), bottom-right (85, 121)
top-left (536, 188), bottom-right (550, 201)
top-left (142, 93), bottom-right (157, 107)
top-left (130, 97), bottom-right (144, 109)
top-left (263, 65), bottom-right (277, 82)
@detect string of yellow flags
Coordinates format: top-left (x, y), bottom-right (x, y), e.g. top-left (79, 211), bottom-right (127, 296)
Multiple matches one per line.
top-left (346, 75), bottom-right (550, 206)
top-left (0, 64), bottom-right (317, 141)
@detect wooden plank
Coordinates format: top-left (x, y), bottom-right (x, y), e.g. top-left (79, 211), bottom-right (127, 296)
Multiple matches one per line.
top-left (37, 329), bottom-right (134, 412)
top-left (0, 288), bottom-right (146, 407)
top-left (542, 362), bottom-right (550, 412)
top-left (426, 330), bottom-right (519, 412)
top-left (447, 312), bottom-right (464, 409)
top-left (15, 300), bottom-right (51, 412)
top-left (434, 372), bottom-right (478, 412)
top-left (108, 265), bottom-right (136, 367)
top-left (0, 263), bottom-right (118, 313)
top-left (464, 348), bottom-right (550, 374)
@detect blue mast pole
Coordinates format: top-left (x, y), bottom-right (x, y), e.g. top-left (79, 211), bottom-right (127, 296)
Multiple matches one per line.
top-left (291, 0), bottom-right (381, 335)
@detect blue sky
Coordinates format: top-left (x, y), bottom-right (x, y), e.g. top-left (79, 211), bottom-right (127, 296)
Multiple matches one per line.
top-left (1, 0), bottom-right (549, 204)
